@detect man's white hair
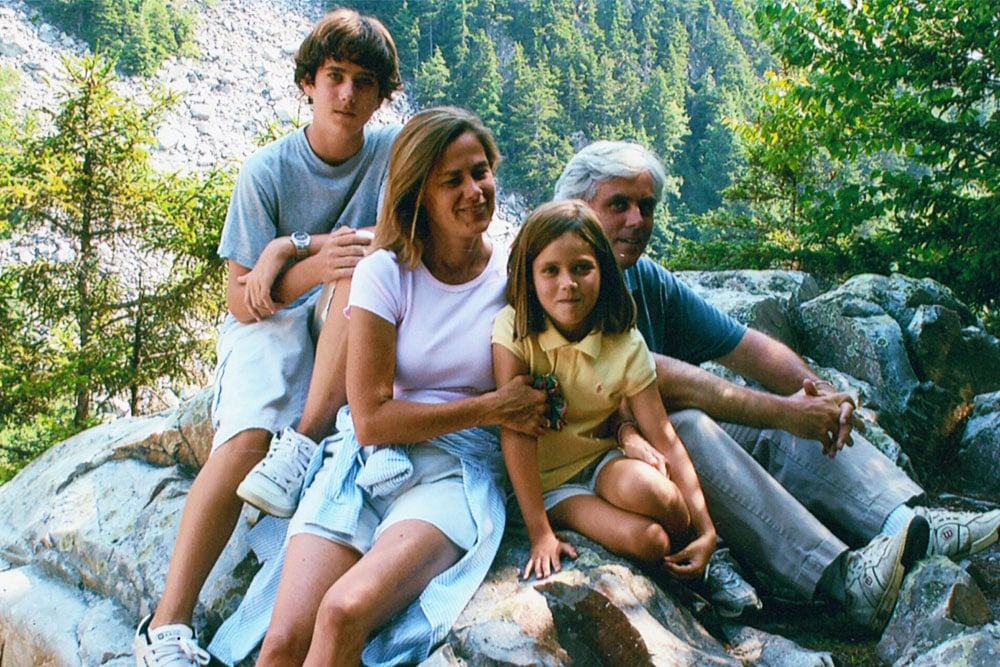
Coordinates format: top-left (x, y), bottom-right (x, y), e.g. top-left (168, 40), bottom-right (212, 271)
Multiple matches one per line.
top-left (553, 141), bottom-right (669, 203)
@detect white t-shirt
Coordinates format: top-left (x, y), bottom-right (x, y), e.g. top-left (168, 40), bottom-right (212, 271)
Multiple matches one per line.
top-left (348, 244), bottom-right (508, 405)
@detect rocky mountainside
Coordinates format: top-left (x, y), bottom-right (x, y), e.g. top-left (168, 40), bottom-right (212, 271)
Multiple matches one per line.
top-left (0, 0), bottom-right (402, 171)
top-left (1, 270), bottom-right (1000, 665)
top-left (0, 0), bottom-right (404, 265)
top-left (0, 0), bottom-right (522, 261)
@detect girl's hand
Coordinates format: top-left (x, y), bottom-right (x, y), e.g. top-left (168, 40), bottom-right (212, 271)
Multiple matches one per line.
top-left (492, 375), bottom-right (549, 437)
top-left (619, 423), bottom-right (669, 478)
top-left (525, 532), bottom-right (578, 580)
top-left (662, 531), bottom-right (717, 581)
top-left (237, 240), bottom-right (290, 320)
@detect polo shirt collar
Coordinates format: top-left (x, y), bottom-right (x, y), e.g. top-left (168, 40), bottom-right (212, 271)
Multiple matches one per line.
top-left (537, 321), bottom-right (603, 358)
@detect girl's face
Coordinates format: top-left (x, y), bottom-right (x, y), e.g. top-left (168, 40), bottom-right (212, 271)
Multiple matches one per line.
top-left (422, 130), bottom-right (496, 243)
top-left (531, 231), bottom-right (601, 342)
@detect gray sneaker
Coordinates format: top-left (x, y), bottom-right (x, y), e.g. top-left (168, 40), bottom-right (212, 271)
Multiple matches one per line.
top-left (237, 428), bottom-right (317, 517)
top-left (704, 548), bottom-right (762, 618)
top-left (134, 615), bottom-right (209, 667)
top-left (843, 515), bottom-right (929, 633)
top-left (914, 506), bottom-right (1000, 559)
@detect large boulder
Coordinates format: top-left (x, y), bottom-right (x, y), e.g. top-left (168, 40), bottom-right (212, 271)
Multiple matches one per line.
top-left (958, 392), bottom-right (1000, 497)
top-left (676, 270), bottom-right (820, 350)
top-left (0, 389), bottom-right (256, 654)
top-left (1, 270), bottom-right (998, 666)
top-left (797, 273), bottom-right (1000, 463)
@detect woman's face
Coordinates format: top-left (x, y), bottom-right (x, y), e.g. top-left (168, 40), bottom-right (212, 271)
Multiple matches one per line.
top-left (421, 130), bottom-right (496, 242)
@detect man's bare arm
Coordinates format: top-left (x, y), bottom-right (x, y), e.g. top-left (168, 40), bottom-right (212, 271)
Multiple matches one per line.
top-left (655, 329), bottom-right (857, 455)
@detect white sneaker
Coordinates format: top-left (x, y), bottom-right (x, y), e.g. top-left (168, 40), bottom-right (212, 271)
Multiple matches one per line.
top-left (237, 428), bottom-right (317, 517)
top-left (843, 515), bottom-right (929, 633)
top-left (704, 548), bottom-right (763, 618)
top-left (915, 506), bottom-right (1000, 559)
top-left (134, 615), bottom-right (209, 667)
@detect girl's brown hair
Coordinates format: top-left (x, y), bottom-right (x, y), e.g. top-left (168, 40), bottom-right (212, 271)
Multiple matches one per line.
top-left (375, 107), bottom-right (501, 269)
top-left (295, 8), bottom-right (402, 100)
top-left (506, 199), bottom-right (636, 339)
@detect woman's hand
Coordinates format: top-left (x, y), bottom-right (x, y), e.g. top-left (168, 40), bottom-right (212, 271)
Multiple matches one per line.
top-left (492, 375), bottom-right (549, 437)
top-left (237, 238), bottom-right (291, 320)
top-left (314, 227), bottom-right (372, 284)
top-left (524, 531), bottom-right (578, 580)
top-left (663, 530), bottom-right (717, 581)
top-left (619, 423), bottom-right (670, 478)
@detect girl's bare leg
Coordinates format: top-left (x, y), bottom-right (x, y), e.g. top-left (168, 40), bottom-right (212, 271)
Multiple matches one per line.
top-left (550, 493), bottom-right (673, 564)
top-left (596, 457), bottom-right (691, 535)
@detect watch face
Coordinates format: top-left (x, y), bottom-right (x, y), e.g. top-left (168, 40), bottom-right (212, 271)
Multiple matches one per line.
top-left (291, 231), bottom-right (311, 257)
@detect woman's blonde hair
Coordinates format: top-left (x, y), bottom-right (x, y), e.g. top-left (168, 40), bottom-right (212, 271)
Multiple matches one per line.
top-left (505, 200), bottom-right (636, 339)
top-left (375, 107), bottom-right (500, 268)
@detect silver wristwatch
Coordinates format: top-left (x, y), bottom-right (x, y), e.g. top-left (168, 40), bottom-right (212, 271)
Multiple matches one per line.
top-left (290, 231), bottom-right (311, 260)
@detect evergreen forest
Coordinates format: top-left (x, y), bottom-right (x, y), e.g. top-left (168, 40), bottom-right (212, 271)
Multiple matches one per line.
top-left (24, 0), bottom-right (198, 75)
top-left (355, 0), bottom-right (769, 252)
top-left (1, 0), bottom-right (997, 476)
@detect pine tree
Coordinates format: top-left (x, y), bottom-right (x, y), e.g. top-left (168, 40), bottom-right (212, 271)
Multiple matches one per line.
top-left (0, 54), bottom-right (229, 434)
top-left (414, 46), bottom-right (452, 108)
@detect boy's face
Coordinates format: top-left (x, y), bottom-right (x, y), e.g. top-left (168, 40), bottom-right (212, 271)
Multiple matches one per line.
top-left (302, 58), bottom-right (383, 136)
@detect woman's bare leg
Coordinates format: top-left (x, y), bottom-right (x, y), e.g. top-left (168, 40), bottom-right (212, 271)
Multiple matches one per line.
top-left (256, 534), bottom-right (361, 666)
top-left (149, 428), bottom-right (269, 628)
top-left (304, 520), bottom-right (463, 667)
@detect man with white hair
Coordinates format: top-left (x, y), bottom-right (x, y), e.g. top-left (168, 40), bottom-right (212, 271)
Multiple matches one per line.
top-left (553, 140), bottom-right (1000, 633)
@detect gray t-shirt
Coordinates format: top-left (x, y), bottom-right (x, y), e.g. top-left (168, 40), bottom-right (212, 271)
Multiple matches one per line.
top-left (218, 123), bottom-right (401, 269)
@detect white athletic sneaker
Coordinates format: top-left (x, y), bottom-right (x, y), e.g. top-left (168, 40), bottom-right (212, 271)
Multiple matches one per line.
top-left (134, 615), bottom-right (209, 667)
top-left (237, 428), bottom-right (317, 517)
top-left (704, 548), bottom-right (763, 618)
top-left (843, 515), bottom-right (929, 633)
top-left (915, 506), bottom-right (1000, 559)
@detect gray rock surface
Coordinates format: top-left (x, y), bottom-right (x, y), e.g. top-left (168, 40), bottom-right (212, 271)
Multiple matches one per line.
top-left (959, 392), bottom-right (1000, 496)
top-left (878, 557), bottom-right (992, 664)
top-left (1, 269), bottom-right (998, 666)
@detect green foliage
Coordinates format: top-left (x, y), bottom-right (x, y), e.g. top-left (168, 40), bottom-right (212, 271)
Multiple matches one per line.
top-left (0, 67), bottom-right (20, 238)
top-left (698, 0), bottom-right (999, 321)
top-left (0, 54), bottom-right (230, 457)
top-left (355, 0), bottom-right (765, 220)
top-left (26, 0), bottom-right (198, 76)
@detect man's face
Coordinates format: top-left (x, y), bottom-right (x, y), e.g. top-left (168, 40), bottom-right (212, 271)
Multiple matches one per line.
top-left (586, 172), bottom-right (657, 269)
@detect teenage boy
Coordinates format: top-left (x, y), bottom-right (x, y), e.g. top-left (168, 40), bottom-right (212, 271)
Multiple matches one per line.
top-left (133, 9), bottom-right (402, 665)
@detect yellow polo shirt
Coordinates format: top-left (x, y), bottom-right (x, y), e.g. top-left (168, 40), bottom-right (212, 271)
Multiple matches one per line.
top-left (492, 305), bottom-right (656, 491)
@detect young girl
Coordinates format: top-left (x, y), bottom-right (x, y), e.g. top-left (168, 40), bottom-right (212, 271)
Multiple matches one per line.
top-left (492, 199), bottom-right (717, 581)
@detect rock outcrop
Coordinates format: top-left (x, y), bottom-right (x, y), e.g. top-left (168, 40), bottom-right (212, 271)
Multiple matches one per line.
top-left (1, 269), bottom-right (998, 666)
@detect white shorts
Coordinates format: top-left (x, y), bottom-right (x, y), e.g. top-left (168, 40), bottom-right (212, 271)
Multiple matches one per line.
top-left (210, 288), bottom-right (321, 453)
top-left (290, 445), bottom-right (477, 554)
top-left (507, 448), bottom-right (625, 522)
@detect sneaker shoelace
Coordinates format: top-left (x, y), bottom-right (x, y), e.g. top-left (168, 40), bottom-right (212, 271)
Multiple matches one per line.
top-left (260, 437), bottom-right (312, 489)
top-left (707, 554), bottom-right (741, 588)
top-left (152, 635), bottom-right (210, 666)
